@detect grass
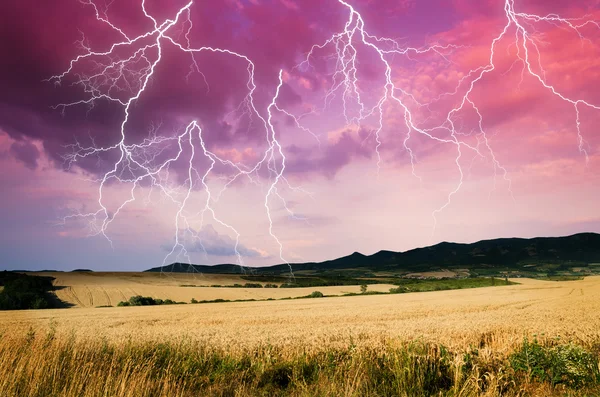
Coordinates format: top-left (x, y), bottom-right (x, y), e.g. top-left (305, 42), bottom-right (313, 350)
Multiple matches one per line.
top-left (390, 277), bottom-right (516, 292)
top-left (0, 330), bottom-right (598, 396)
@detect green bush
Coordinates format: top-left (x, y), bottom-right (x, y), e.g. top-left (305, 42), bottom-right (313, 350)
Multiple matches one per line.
top-left (117, 296), bottom-right (182, 307)
top-left (128, 296), bottom-right (157, 306)
top-left (308, 291), bottom-right (324, 298)
top-left (0, 272), bottom-right (55, 310)
top-left (243, 283), bottom-right (263, 288)
top-left (509, 338), bottom-right (600, 387)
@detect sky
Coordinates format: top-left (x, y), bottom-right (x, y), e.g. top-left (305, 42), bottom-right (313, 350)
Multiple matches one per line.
top-left (0, 0), bottom-right (599, 271)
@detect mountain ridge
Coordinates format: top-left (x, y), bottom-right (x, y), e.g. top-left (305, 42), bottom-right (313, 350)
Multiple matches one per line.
top-left (146, 232), bottom-right (600, 277)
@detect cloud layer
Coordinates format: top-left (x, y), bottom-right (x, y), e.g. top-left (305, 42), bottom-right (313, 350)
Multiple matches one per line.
top-left (0, 0), bottom-right (599, 270)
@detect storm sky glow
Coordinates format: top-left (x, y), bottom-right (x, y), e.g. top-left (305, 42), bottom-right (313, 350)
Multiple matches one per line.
top-left (0, 0), bottom-right (599, 271)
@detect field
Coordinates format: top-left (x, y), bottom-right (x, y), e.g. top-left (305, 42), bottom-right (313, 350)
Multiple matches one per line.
top-left (31, 272), bottom-right (398, 308)
top-left (1, 276), bottom-right (599, 395)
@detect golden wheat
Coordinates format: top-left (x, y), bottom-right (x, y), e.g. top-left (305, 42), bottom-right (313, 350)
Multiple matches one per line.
top-left (1, 276), bottom-right (600, 396)
top-left (2, 276), bottom-right (599, 353)
top-left (32, 271), bottom-right (396, 308)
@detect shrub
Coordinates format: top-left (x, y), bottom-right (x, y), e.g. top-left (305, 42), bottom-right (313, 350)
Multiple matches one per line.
top-left (128, 296), bottom-right (157, 306)
top-left (360, 284), bottom-right (368, 294)
top-left (308, 291), bottom-right (324, 298)
top-left (190, 298), bottom-right (198, 304)
top-left (509, 338), bottom-right (600, 387)
top-left (264, 284), bottom-right (279, 288)
top-left (117, 296), bottom-right (183, 307)
top-left (0, 272), bottom-right (56, 310)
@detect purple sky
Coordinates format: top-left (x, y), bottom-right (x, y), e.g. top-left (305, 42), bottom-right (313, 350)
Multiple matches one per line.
top-left (1, 0), bottom-right (599, 271)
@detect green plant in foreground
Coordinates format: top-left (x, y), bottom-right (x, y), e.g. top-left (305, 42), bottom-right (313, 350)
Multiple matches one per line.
top-left (509, 338), bottom-right (600, 388)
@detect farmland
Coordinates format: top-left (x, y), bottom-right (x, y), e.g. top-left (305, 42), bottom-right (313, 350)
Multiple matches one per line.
top-left (3, 276), bottom-right (599, 348)
top-left (1, 275), bottom-right (599, 396)
top-left (30, 271), bottom-right (398, 308)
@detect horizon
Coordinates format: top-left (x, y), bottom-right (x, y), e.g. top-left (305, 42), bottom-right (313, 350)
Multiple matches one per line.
top-left (6, 231), bottom-right (598, 272)
top-left (1, 0), bottom-right (599, 272)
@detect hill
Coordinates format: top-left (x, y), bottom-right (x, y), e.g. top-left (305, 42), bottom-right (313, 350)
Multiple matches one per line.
top-left (147, 232), bottom-right (600, 278)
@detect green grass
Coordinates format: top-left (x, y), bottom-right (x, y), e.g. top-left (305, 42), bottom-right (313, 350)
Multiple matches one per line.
top-left (390, 277), bottom-right (516, 293)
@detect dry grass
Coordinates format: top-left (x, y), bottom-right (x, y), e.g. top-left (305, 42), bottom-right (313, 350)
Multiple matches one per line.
top-left (31, 271), bottom-right (395, 308)
top-left (0, 332), bottom-right (515, 396)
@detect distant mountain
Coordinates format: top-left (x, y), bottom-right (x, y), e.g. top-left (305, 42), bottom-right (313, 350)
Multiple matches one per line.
top-left (147, 262), bottom-right (242, 274)
top-left (146, 233), bottom-right (600, 277)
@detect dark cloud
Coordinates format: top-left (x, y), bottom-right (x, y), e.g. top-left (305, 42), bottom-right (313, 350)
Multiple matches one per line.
top-left (0, 0), bottom-right (345, 178)
top-left (9, 140), bottom-right (40, 170)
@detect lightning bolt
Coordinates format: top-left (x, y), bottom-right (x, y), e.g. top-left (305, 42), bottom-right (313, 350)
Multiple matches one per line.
top-left (299, 0), bottom-right (599, 235)
top-left (53, 0), bottom-right (599, 270)
top-left (50, 1), bottom-right (305, 275)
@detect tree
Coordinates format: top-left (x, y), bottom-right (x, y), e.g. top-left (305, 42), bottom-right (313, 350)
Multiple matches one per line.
top-left (360, 284), bottom-right (368, 294)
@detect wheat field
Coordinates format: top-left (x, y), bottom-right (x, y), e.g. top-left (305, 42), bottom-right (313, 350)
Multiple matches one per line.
top-left (1, 276), bottom-right (600, 396)
top-left (31, 271), bottom-right (396, 308)
top-left (2, 276), bottom-right (599, 350)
